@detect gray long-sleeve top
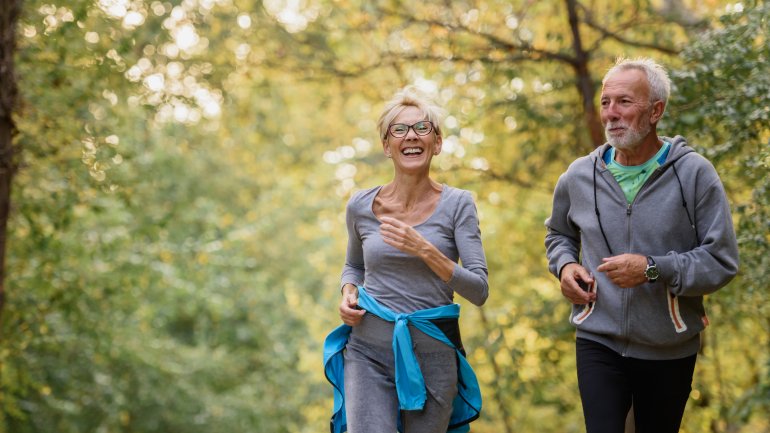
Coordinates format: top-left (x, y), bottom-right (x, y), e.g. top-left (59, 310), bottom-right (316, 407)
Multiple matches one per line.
top-left (341, 185), bottom-right (489, 314)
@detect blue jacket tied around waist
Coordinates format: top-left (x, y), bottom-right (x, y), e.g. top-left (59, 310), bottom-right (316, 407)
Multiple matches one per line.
top-left (323, 286), bottom-right (482, 433)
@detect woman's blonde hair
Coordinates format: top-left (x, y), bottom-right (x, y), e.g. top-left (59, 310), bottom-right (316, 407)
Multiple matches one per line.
top-left (377, 85), bottom-right (446, 141)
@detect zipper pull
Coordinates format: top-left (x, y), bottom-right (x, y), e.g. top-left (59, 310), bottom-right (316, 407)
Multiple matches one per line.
top-left (626, 204), bottom-right (632, 215)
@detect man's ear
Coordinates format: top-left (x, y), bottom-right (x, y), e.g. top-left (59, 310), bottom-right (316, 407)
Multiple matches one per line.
top-left (650, 100), bottom-right (666, 124)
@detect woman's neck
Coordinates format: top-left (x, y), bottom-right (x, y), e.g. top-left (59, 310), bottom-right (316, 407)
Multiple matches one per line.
top-left (381, 175), bottom-right (442, 209)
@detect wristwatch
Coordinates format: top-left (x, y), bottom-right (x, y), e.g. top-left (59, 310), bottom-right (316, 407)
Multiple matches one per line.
top-left (644, 256), bottom-right (659, 282)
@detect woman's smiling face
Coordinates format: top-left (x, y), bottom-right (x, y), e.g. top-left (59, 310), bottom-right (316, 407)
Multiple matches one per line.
top-left (383, 106), bottom-right (442, 173)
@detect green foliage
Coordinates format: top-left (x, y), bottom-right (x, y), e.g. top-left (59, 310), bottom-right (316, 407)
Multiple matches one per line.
top-left (671, 1), bottom-right (770, 299)
top-left (668, 2), bottom-right (770, 431)
top-left (2, 0), bottom-right (768, 432)
top-left (3, 1), bottom-right (326, 432)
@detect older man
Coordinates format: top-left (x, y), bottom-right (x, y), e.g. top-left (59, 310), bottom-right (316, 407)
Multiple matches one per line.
top-left (545, 57), bottom-right (739, 433)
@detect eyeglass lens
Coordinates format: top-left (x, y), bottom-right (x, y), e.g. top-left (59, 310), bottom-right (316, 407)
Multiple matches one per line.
top-left (389, 121), bottom-right (433, 138)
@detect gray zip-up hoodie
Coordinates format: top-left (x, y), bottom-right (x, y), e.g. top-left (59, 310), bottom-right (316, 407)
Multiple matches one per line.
top-left (545, 136), bottom-right (739, 360)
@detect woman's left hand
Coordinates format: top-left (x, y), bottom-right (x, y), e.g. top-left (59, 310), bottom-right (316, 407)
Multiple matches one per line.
top-left (380, 216), bottom-right (455, 283)
top-left (379, 216), bottom-right (428, 257)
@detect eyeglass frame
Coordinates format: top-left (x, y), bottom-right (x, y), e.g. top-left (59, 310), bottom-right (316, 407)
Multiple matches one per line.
top-left (386, 121), bottom-right (435, 139)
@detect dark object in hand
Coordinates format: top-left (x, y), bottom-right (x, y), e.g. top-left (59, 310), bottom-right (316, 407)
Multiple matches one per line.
top-left (577, 279), bottom-right (590, 292)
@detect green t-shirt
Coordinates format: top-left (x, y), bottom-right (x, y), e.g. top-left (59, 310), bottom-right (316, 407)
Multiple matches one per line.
top-left (606, 141), bottom-right (671, 204)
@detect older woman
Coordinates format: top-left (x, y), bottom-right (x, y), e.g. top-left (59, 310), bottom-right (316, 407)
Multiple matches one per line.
top-left (323, 86), bottom-right (489, 433)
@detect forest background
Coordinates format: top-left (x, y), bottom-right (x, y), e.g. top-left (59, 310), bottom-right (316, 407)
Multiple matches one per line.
top-left (0, 0), bottom-right (768, 432)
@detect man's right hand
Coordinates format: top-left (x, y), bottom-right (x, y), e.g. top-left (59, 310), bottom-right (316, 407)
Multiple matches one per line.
top-left (559, 263), bottom-right (597, 305)
top-left (339, 284), bottom-right (365, 326)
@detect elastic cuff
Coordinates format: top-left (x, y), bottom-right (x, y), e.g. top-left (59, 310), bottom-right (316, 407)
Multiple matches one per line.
top-left (655, 253), bottom-right (678, 292)
top-left (446, 263), bottom-right (461, 286)
top-left (340, 282), bottom-right (360, 293)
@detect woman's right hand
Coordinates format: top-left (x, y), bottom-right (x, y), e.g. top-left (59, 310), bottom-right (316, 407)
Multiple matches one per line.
top-left (339, 284), bottom-right (366, 326)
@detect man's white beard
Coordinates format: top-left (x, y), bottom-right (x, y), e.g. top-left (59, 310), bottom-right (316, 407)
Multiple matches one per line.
top-left (605, 121), bottom-right (651, 150)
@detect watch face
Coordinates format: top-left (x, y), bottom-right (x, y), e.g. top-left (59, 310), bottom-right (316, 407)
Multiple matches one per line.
top-left (645, 266), bottom-right (660, 280)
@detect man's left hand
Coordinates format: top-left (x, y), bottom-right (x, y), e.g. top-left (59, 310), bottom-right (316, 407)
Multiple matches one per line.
top-left (596, 253), bottom-right (648, 288)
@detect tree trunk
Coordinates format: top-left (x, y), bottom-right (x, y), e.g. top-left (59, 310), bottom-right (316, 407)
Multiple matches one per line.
top-left (0, 0), bottom-right (22, 319)
top-left (565, 0), bottom-right (605, 148)
top-left (478, 308), bottom-right (515, 433)
top-left (566, 9), bottom-right (636, 431)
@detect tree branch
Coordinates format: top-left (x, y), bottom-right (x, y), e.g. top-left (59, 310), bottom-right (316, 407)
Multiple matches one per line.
top-left (377, 6), bottom-right (578, 66)
top-left (565, 0), bottom-right (604, 147)
top-left (577, 3), bottom-right (681, 55)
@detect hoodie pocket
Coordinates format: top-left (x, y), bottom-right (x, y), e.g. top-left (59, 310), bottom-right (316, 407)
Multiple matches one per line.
top-left (666, 291), bottom-right (688, 334)
top-left (572, 279), bottom-right (597, 325)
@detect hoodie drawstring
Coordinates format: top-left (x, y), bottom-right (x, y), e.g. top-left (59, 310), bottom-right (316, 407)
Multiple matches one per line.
top-left (593, 156), bottom-right (698, 256)
top-left (671, 164), bottom-right (699, 243)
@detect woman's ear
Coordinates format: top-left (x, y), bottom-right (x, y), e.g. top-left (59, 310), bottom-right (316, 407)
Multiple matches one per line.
top-left (382, 137), bottom-right (391, 158)
top-left (433, 134), bottom-right (442, 155)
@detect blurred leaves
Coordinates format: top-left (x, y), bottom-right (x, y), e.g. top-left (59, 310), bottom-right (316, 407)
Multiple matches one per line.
top-left (1, 0), bottom-right (768, 432)
top-left (668, 2), bottom-right (770, 430)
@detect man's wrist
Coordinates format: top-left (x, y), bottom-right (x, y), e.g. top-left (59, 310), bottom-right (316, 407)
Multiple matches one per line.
top-left (644, 256), bottom-right (660, 282)
top-left (558, 262), bottom-right (578, 280)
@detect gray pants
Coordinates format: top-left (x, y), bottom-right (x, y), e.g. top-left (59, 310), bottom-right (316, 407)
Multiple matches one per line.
top-left (344, 314), bottom-right (458, 433)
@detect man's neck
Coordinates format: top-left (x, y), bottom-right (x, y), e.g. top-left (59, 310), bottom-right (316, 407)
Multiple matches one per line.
top-left (614, 134), bottom-right (662, 166)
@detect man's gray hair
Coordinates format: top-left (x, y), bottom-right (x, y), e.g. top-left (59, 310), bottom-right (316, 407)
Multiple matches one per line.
top-left (603, 57), bottom-right (671, 106)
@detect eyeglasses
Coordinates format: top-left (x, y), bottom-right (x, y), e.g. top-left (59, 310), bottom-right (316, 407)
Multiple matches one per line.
top-left (387, 121), bottom-right (434, 138)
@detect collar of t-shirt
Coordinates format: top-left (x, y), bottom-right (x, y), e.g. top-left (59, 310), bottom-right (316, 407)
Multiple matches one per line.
top-left (604, 141), bottom-right (671, 204)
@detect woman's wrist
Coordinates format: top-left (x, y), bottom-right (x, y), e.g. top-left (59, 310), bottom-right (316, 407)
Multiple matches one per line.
top-left (341, 283), bottom-right (358, 296)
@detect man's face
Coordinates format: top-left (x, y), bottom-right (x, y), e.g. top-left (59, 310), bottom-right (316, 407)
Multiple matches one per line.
top-left (600, 69), bottom-right (654, 150)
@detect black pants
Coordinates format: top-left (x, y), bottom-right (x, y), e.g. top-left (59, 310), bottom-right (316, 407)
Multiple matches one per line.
top-left (576, 338), bottom-right (697, 433)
